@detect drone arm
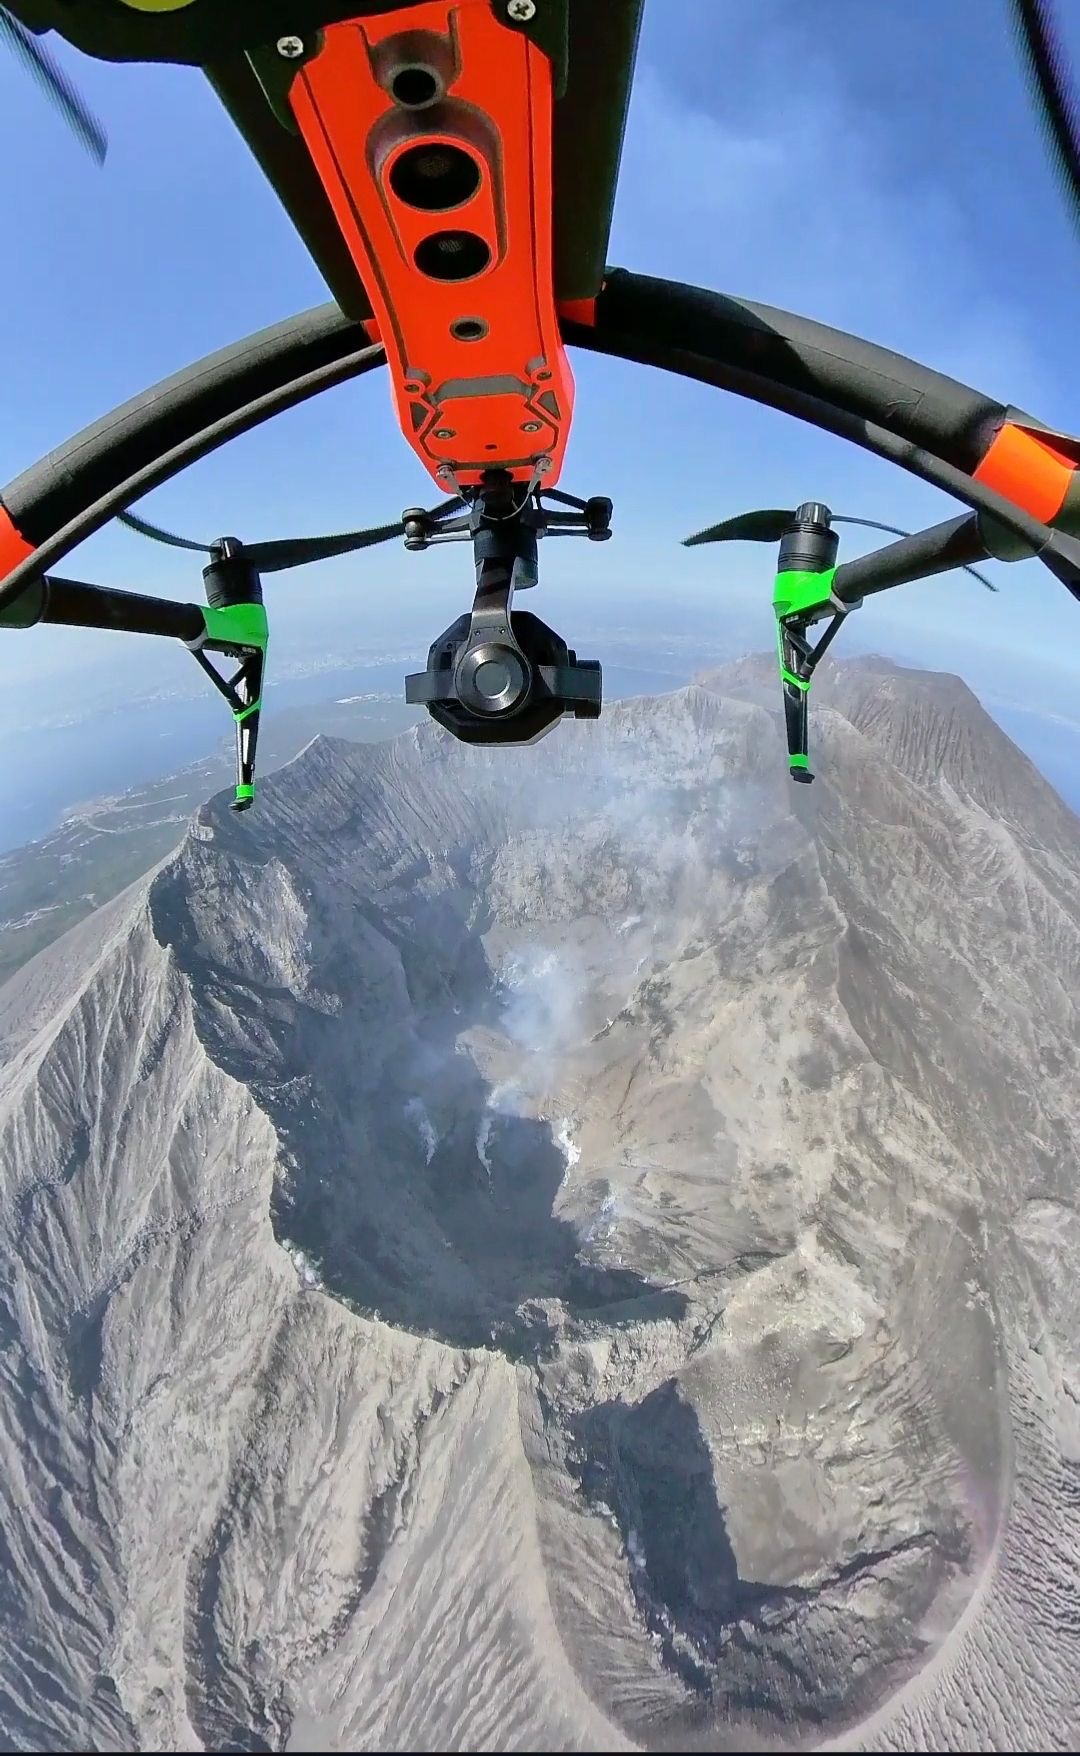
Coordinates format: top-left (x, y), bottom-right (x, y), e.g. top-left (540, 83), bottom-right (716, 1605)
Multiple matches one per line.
top-left (0, 574), bottom-right (268, 811)
top-left (832, 513), bottom-right (996, 604)
top-left (1, 573), bottom-right (206, 642)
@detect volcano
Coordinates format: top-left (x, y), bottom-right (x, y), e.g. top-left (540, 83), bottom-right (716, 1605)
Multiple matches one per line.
top-left (1, 657), bottom-right (1077, 1752)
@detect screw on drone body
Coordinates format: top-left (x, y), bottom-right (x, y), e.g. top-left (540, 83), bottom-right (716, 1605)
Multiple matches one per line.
top-left (434, 427), bottom-right (457, 439)
top-left (507, 0), bottom-right (537, 21)
top-left (521, 421), bottom-right (542, 433)
top-left (276, 35), bottom-right (305, 59)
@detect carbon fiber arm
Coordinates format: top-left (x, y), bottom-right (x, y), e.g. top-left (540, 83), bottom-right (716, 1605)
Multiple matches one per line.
top-left (4, 272), bottom-right (1078, 615)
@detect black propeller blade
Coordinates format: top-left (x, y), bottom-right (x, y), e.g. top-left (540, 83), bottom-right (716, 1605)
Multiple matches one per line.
top-left (0, 8), bottom-right (107, 164)
top-left (243, 510), bottom-right (462, 572)
top-left (683, 509), bottom-right (794, 546)
top-left (683, 507), bottom-right (998, 591)
top-left (1009, 0), bottom-right (1080, 239)
top-left (117, 510), bottom-right (210, 555)
top-left (117, 499), bottom-right (464, 572)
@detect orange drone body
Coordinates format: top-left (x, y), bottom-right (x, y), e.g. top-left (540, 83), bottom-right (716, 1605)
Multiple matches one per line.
top-left (290, 1), bottom-right (574, 488)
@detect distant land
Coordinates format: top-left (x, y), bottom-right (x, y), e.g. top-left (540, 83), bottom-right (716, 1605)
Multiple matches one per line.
top-left (0, 625), bottom-right (1076, 992)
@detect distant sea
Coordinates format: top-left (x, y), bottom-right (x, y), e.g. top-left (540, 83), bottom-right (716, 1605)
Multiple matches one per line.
top-left (0, 656), bottom-right (697, 854)
top-left (990, 705), bottom-right (1080, 816)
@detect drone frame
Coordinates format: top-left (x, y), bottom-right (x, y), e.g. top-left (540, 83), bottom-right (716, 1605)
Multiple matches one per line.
top-left (2, 269), bottom-right (1079, 801)
top-left (4, 268), bottom-right (1080, 596)
top-left (3, 3), bottom-right (1077, 558)
top-left (4, 7), bottom-right (1079, 647)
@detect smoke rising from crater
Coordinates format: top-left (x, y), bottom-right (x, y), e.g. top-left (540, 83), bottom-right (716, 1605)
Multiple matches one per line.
top-left (0, 673), bottom-right (1077, 1752)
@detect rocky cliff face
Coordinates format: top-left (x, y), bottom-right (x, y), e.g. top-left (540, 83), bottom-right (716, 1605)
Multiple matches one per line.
top-left (1, 658), bottom-right (1077, 1753)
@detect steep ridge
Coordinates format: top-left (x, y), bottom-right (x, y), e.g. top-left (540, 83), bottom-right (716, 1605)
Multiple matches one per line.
top-left (0, 665), bottom-right (1077, 1752)
top-left (703, 651), bottom-right (1079, 845)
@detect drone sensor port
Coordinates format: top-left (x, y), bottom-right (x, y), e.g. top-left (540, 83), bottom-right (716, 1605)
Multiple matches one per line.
top-left (389, 141), bottom-right (482, 211)
top-left (390, 65), bottom-right (441, 107)
top-left (373, 29), bottom-right (457, 108)
top-left (414, 231), bottom-right (492, 281)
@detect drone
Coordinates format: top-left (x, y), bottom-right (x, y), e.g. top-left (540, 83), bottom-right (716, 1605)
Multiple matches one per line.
top-left (1, 2), bottom-right (1078, 805)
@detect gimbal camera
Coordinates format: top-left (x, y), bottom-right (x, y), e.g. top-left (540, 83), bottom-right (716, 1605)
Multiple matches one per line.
top-left (403, 467), bottom-right (608, 745)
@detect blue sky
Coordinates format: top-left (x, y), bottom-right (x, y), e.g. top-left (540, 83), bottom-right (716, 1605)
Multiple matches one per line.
top-left (1, 0), bottom-right (1079, 721)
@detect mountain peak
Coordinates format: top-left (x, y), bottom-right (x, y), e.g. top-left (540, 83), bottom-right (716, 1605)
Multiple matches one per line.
top-left (696, 652), bottom-right (1076, 841)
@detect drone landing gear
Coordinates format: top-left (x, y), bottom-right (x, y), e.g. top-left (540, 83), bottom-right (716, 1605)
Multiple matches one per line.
top-left (773, 504), bottom-right (857, 784)
top-left (404, 467), bottom-right (607, 746)
top-left (186, 541), bottom-right (267, 810)
top-left (777, 617), bottom-right (845, 783)
top-left (0, 542), bottom-right (268, 811)
top-left (685, 497), bottom-right (1009, 786)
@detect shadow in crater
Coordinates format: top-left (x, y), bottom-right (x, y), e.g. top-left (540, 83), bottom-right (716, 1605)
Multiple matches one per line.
top-left (570, 1379), bottom-right (816, 1718)
top-left (569, 1379), bottom-right (960, 1748)
top-left (272, 1054), bottom-right (688, 1355)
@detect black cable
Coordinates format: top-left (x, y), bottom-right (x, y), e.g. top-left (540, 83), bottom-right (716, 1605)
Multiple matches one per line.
top-left (1009, 0), bottom-right (1080, 238)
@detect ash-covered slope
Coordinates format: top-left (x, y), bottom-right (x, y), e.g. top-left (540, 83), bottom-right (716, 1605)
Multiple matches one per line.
top-left (704, 650), bottom-right (1079, 847)
top-left (1, 663), bottom-right (1078, 1753)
